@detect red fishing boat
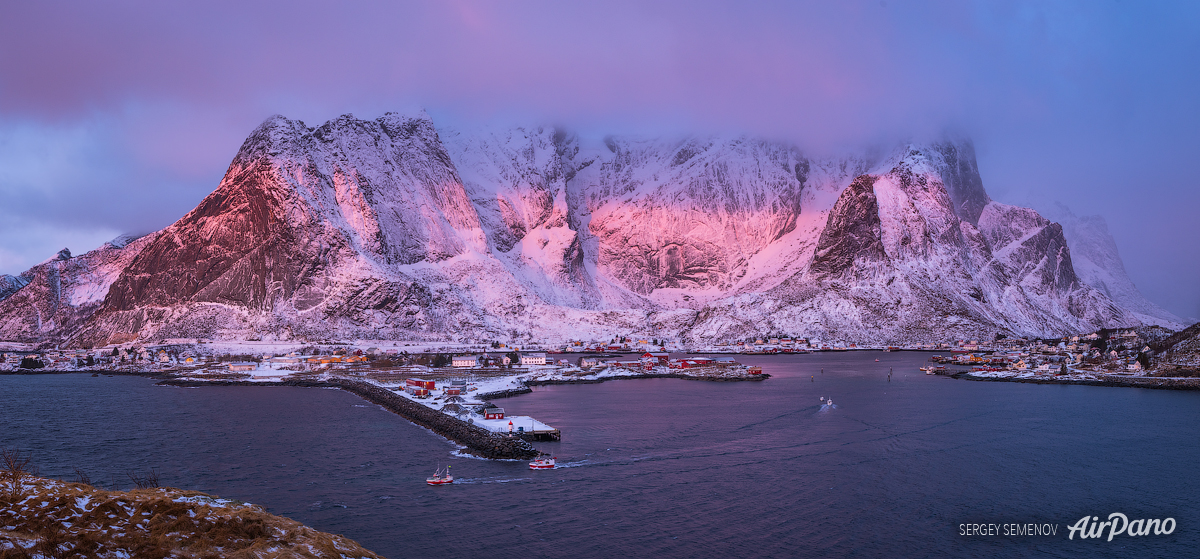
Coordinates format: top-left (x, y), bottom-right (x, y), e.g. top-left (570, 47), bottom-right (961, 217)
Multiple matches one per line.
top-left (529, 457), bottom-right (556, 470)
top-left (426, 465), bottom-right (454, 485)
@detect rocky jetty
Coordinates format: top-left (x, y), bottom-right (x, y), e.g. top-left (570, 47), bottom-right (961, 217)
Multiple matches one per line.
top-left (328, 379), bottom-right (538, 460)
top-left (158, 377), bottom-right (538, 460)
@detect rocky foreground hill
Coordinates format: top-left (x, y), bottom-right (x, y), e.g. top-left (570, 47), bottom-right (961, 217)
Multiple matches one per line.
top-left (0, 112), bottom-right (1181, 347)
top-left (0, 473), bottom-right (381, 558)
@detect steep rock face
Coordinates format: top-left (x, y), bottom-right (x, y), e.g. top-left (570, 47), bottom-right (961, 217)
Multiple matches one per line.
top-left (934, 141), bottom-right (991, 224)
top-left (978, 203), bottom-right (1077, 294)
top-left (578, 136), bottom-right (807, 295)
top-left (440, 125), bottom-right (599, 308)
top-left (809, 175), bottom-right (885, 276)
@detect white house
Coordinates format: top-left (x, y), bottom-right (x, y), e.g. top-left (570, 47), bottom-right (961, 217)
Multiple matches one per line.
top-left (452, 355), bottom-right (481, 368)
top-left (520, 352), bottom-right (547, 366)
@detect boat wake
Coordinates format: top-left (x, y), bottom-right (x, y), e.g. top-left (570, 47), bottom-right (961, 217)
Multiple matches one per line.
top-left (449, 449), bottom-right (525, 462)
top-left (452, 476), bottom-right (533, 485)
top-left (553, 460), bottom-right (591, 469)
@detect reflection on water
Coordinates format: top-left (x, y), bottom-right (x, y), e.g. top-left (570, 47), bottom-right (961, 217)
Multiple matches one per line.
top-left (2, 353), bottom-right (1198, 558)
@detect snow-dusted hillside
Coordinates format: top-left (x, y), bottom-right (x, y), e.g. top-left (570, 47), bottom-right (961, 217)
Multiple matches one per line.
top-left (0, 235), bottom-right (156, 345)
top-left (0, 112), bottom-right (1159, 346)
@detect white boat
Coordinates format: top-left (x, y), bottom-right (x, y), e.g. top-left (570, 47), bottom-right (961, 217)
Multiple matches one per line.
top-left (426, 465), bottom-right (453, 485)
top-left (529, 457), bottom-right (556, 470)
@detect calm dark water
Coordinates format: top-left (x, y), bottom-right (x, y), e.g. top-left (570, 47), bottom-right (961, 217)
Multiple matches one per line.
top-left (2, 353), bottom-right (1198, 558)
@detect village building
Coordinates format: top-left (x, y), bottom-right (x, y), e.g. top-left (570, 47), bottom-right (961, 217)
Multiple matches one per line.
top-left (520, 352), bottom-right (547, 366)
top-left (406, 378), bottom-right (436, 390)
top-left (452, 354), bottom-right (481, 368)
top-left (641, 352), bottom-right (670, 365)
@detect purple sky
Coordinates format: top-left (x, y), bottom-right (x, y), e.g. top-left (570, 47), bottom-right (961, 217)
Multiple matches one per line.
top-left (1, 1), bottom-right (1197, 319)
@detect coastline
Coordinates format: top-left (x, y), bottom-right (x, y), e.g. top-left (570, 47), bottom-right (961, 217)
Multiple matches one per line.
top-left (952, 371), bottom-right (1200, 391)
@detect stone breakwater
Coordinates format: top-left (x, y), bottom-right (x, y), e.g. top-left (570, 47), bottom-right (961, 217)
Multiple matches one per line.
top-left (158, 378), bottom-right (539, 460)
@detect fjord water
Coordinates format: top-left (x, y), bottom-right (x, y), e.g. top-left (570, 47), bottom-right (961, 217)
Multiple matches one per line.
top-left (2, 353), bottom-right (1197, 558)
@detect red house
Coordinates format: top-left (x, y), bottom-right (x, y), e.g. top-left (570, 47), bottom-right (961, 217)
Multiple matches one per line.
top-left (406, 378), bottom-right (435, 390)
top-left (485, 408), bottom-right (505, 420)
top-left (642, 352), bottom-right (670, 365)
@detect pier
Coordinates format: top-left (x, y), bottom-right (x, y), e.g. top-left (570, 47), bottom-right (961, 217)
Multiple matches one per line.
top-left (157, 377), bottom-right (541, 460)
top-left (475, 414), bottom-right (562, 441)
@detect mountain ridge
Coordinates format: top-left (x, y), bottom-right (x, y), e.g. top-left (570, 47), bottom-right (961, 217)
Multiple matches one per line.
top-left (0, 112), bottom-right (1169, 346)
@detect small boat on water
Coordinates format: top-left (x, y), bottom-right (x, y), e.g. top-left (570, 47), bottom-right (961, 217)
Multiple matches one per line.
top-left (529, 457), bottom-right (557, 470)
top-left (426, 465), bottom-right (453, 485)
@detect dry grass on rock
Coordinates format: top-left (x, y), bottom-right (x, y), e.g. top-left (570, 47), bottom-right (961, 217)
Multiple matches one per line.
top-left (0, 475), bottom-right (383, 559)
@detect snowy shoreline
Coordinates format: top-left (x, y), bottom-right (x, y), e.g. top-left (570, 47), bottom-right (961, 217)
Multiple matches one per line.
top-left (952, 370), bottom-right (1200, 391)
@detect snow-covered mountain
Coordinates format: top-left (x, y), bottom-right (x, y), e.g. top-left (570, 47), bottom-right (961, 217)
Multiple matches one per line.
top-left (0, 112), bottom-right (1158, 347)
top-left (1036, 202), bottom-right (1183, 329)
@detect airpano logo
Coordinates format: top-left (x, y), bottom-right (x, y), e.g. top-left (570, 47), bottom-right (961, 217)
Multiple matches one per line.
top-left (1067, 513), bottom-right (1176, 541)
